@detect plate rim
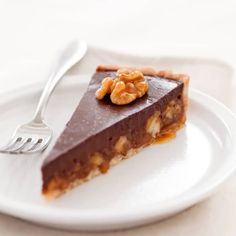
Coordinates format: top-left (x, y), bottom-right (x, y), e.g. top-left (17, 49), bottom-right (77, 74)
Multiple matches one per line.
top-left (0, 82), bottom-right (236, 230)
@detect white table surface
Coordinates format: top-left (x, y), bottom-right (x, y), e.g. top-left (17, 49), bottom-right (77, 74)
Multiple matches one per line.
top-left (0, 0), bottom-right (236, 235)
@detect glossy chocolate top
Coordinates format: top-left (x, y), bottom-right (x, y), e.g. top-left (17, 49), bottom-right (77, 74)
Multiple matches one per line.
top-left (42, 71), bottom-right (183, 167)
top-left (42, 72), bottom-right (183, 177)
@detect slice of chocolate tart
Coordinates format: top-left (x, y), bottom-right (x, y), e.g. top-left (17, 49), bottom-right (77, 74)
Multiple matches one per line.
top-left (42, 65), bottom-right (189, 199)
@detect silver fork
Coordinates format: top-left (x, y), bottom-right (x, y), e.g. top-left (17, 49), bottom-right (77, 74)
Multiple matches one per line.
top-left (0, 40), bottom-right (87, 154)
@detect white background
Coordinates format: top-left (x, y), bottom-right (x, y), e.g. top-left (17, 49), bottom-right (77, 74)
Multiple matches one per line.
top-left (0, 0), bottom-right (236, 235)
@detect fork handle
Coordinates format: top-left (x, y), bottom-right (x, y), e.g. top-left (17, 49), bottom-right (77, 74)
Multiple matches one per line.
top-left (32, 40), bottom-right (87, 124)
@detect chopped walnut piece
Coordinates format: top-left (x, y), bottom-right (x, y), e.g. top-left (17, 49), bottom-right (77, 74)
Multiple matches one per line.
top-left (110, 81), bottom-right (137, 105)
top-left (146, 111), bottom-right (161, 138)
top-left (95, 77), bottom-right (113, 100)
top-left (115, 136), bottom-right (129, 154)
top-left (117, 68), bottom-right (144, 82)
top-left (91, 152), bottom-right (103, 166)
top-left (95, 68), bottom-right (149, 105)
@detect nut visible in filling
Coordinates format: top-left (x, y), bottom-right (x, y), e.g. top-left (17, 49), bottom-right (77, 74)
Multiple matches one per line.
top-left (96, 68), bottom-right (148, 105)
top-left (146, 111), bottom-right (161, 138)
top-left (115, 136), bottom-right (130, 155)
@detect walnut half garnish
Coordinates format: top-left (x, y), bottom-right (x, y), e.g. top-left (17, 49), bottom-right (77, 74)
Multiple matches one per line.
top-left (95, 68), bottom-right (149, 105)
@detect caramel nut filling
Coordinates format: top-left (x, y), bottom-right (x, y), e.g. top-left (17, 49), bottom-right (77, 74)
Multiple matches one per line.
top-left (96, 68), bottom-right (149, 105)
top-left (146, 111), bottom-right (161, 138)
top-left (162, 99), bottom-right (183, 125)
top-left (115, 136), bottom-right (130, 155)
top-left (90, 152), bottom-right (109, 173)
top-left (91, 152), bottom-right (103, 166)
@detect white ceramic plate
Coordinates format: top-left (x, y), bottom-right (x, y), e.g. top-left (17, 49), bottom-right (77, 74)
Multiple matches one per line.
top-left (0, 48), bottom-right (236, 231)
